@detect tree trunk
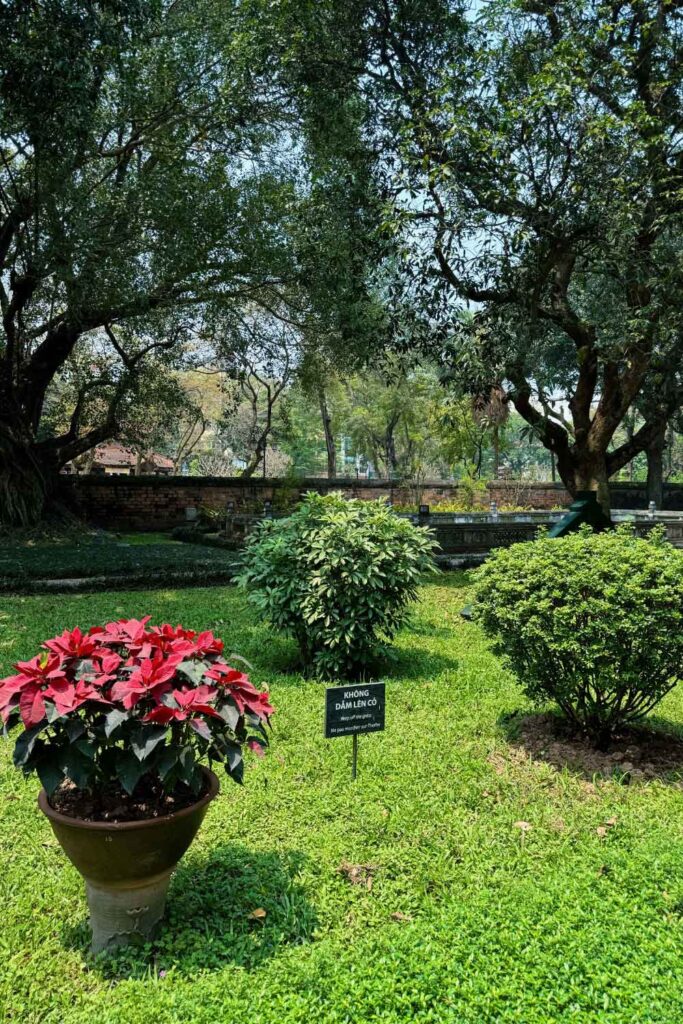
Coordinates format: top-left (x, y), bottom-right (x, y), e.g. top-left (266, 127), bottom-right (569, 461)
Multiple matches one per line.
top-left (241, 416), bottom-right (272, 480)
top-left (492, 426), bottom-right (500, 478)
top-left (0, 422), bottom-right (49, 526)
top-left (646, 423), bottom-right (667, 509)
top-left (513, 382), bottom-right (677, 519)
top-left (474, 439), bottom-right (483, 478)
top-left (384, 426), bottom-right (398, 478)
top-left (557, 450), bottom-right (612, 516)
top-left (240, 442), bottom-right (264, 479)
top-left (625, 413), bottom-right (635, 482)
top-left (665, 422), bottom-right (675, 481)
top-left (319, 388), bottom-right (336, 478)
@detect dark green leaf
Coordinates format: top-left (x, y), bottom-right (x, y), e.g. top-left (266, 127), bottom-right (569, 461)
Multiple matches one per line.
top-left (104, 708), bottom-right (128, 738)
top-left (36, 757), bottom-right (63, 797)
top-left (131, 726), bottom-right (168, 762)
top-left (65, 720), bottom-right (85, 742)
top-left (226, 756), bottom-right (244, 785)
top-left (61, 750), bottom-right (93, 790)
top-left (189, 718), bottom-right (212, 742)
top-left (13, 725), bottom-right (46, 768)
top-left (218, 699), bottom-right (240, 731)
top-left (157, 746), bottom-right (178, 781)
top-left (45, 702), bottom-right (62, 724)
top-left (74, 738), bottom-right (96, 760)
top-left (116, 752), bottom-right (147, 795)
top-left (176, 660), bottom-right (207, 686)
top-left (74, 659), bottom-right (96, 680)
top-left (187, 765), bottom-right (204, 795)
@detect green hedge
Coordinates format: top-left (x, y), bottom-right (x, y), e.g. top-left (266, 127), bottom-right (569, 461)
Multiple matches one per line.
top-left (0, 536), bottom-right (238, 590)
top-left (474, 526), bottom-right (683, 745)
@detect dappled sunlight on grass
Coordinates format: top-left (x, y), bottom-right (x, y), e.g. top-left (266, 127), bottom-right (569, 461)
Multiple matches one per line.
top-left (2, 576), bottom-right (683, 1022)
top-left (60, 844), bottom-right (316, 980)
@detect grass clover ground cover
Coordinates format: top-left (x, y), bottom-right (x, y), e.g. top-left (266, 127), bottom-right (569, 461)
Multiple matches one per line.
top-left (2, 577), bottom-right (683, 1023)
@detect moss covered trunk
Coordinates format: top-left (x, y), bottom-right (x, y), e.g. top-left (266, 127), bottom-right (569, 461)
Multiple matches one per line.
top-left (556, 448), bottom-right (612, 518)
top-left (0, 421), bottom-right (50, 526)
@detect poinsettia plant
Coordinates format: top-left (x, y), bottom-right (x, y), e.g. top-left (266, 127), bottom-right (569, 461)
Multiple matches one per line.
top-left (0, 617), bottom-right (274, 798)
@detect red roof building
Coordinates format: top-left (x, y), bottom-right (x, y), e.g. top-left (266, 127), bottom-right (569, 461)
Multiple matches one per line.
top-left (66, 441), bottom-right (174, 476)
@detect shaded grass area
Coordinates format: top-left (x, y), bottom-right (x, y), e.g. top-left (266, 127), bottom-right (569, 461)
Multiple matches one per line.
top-left (0, 532), bottom-right (238, 591)
top-left (2, 576), bottom-right (683, 1023)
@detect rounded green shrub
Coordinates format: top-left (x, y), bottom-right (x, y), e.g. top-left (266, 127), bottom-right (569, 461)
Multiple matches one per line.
top-left (236, 492), bottom-right (436, 678)
top-left (473, 526), bottom-right (683, 746)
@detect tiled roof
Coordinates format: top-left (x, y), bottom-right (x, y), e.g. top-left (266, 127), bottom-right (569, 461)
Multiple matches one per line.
top-left (94, 442), bottom-right (137, 467)
top-left (147, 451), bottom-right (174, 470)
top-left (92, 442), bottom-right (174, 470)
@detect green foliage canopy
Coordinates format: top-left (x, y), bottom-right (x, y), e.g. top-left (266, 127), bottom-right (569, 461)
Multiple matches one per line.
top-left (474, 527), bottom-right (683, 746)
top-left (237, 492), bottom-right (436, 677)
top-left (0, 0), bottom-right (383, 523)
top-left (316, 0), bottom-right (683, 507)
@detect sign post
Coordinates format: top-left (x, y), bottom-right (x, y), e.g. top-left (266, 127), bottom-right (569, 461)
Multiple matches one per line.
top-left (324, 682), bottom-right (385, 780)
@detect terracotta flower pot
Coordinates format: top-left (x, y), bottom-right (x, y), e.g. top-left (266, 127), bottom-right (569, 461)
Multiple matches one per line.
top-left (39, 766), bottom-right (220, 952)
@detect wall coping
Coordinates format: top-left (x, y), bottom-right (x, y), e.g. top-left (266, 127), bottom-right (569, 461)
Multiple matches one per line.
top-left (59, 474), bottom-right (679, 493)
top-left (60, 474), bottom-right (565, 490)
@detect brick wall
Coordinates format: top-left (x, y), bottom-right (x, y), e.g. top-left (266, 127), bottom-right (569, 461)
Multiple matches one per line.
top-left (58, 475), bottom-right (682, 531)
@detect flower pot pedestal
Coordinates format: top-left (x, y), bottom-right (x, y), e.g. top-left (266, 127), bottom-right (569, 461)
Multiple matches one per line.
top-left (38, 767), bottom-right (220, 953)
top-left (85, 870), bottom-right (174, 952)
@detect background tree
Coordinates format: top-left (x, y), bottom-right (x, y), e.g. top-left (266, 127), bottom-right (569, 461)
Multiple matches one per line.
top-left (295, 349), bottom-right (345, 479)
top-left (344, 358), bottom-right (407, 477)
top-left (37, 325), bottom-right (196, 472)
top-left (472, 386), bottom-right (510, 480)
top-left (215, 309), bottom-right (299, 477)
top-left (165, 369), bottom-right (235, 474)
top-left (435, 395), bottom-right (502, 481)
top-left (343, 358), bottom-right (451, 478)
top-left (108, 371), bottom-right (202, 477)
top-left (167, 399), bottom-right (207, 476)
top-left (274, 383), bottom-right (337, 475)
top-left (344, 0), bottom-right (683, 511)
top-left (0, 0), bottom-right (360, 523)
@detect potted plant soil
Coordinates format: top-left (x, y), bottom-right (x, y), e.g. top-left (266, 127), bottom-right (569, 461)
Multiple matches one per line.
top-left (0, 617), bottom-right (274, 952)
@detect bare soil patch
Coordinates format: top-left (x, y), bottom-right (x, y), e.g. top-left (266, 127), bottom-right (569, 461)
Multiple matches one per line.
top-left (506, 712), bottom-right (683, 783)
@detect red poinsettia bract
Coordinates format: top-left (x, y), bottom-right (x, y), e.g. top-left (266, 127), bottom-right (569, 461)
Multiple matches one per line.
top-left (0, 619), bottom-right (274, 795)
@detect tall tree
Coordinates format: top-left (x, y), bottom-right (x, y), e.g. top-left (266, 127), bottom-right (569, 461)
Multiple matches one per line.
top-left (0, 0), bottom-right (306, 523)
top-left (343, 0), bottom-right (683, 511)
top-left (472, 386), bottom-right (510, 479)
top-left (344, 357), bottom-right (449, 478)
top-left (295, 348), bottom-right (346, 478)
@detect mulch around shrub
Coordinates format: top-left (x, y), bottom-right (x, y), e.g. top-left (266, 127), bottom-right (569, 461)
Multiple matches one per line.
top-left (507, 712), bottom-right (683, 783)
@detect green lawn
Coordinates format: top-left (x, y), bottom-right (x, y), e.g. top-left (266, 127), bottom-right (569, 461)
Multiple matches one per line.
top-left (2, 576), bottom-right (683, 1023)
top-left (0, 532), bottom-right (238, 590)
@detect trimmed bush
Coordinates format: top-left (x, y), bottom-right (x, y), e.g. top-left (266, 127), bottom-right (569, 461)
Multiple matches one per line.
top-left (237, 492), bottom-right (436, 677)
top-left (473, 526), bottom-right (683, 746)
